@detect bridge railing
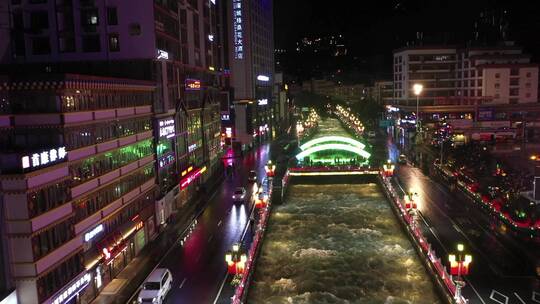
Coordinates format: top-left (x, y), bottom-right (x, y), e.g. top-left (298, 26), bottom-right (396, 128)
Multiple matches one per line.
top-left (379, 173), bottom-right (467, 304)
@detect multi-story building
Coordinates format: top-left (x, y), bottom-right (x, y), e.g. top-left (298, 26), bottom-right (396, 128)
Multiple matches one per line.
top-left (1, 0), bottom-right (225, 302)
top-left (273, 73), bottom-right (290, 135)
top-left (393, 44), bottom-right (538, 105)
top-left (228, 0), bottom-right (275, 150)
top-left (333, 84), bottom-right (365, 103)
top-left (2, 0), bottom-right (225, 227)
top-left (392, 44), bottom-right (540, 141)
top-left (393, 46), bottom-right (458, 105)
top-left (373, 80), bottom-right (393, 104)
top-left (0, 74), bottom-right (157, 304)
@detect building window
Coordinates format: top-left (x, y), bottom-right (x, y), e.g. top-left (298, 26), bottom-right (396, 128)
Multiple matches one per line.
top-left (81, 8), bottom-right (99, 26)
top-left (510, 78), bottom-right (519, 86)
top-left (108, 33), bottom-right (120, 52)
top-left (32, 219), bottom-right (74, 259)
top-left (82, 35), bottom-right (100, 52)
top-left (495, 73), bottom-right (500, 79)
top-left (36, 253), bottom-right (83, 303)
top-left (12, 11), bottom-right (23, 29)
top-left (526, 82), bottom-right (531, 88)
top-left (510, 68), bottom-right (519, 76)
top-left (526, 72), bottom-right (531, 78)
top-left (73, 165), bottom-right (155, 222)
top-left (107, 7), bottom-right (118, 25)
top-left (32, 37), bottom-right (50, 55)
top-left (30, 11), bottom-right (49, 29)
top-left (65, 117), bottom-right (152, 150)
top-left (129, 23), bottom-right (141, 35)
top-left (494, 83), bottom-right (500, 89)
top-left (13, 33), bottom-right (25, 56)
top-left (526, 93), bottom-right (531, 98)
top-left (510, 98), bottom-right (518, 104)
top-left (27, 181), bottom-right (71, 218)
top-left (59, 36), bottom-right (75, 52)
top-left (494, 94), bottom-right (500, 99)
top-left (509, 88), bottom-right (519, 96)
top-left (69, 139), bottom-right (153, 186)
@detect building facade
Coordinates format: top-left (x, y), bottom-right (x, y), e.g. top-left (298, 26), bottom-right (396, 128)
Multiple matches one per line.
top-left (392, 44), bottom-right (540, 142)
top-left (1, 0), bottom-right (225, 303)
top-left (392, 44), bottom-right (538, 106)
top-left (228, 0), bottom-right (275, 149)
top-left (373, 80), bottom-right (393, 104)
top-left (0, 75), bottom-right (157, 304)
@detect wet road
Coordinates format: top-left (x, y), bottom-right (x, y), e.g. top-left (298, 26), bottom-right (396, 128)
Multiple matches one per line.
top-left (154, 144), bottom-right (270, 304)
top-left (387, 137), bottom-right (540, 304)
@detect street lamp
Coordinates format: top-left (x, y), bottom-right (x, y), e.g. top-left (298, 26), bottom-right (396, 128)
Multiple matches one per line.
top-left (413, 83), bottom-right (423, 132)
top-left (383, 159), bottom-right (395, 177)
top-left (448, 243), bottom-right (472, 302)
top-left (225, 243), bottom-right (247, 274)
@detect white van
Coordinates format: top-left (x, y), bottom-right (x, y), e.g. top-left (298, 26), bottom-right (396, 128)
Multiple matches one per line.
top-left (137, 268), bottom-right (173, 304)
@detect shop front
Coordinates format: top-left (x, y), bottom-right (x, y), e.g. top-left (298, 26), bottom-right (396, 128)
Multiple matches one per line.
top-left (44, 271), bottom-right (92, 304)
top-left (77, 213), bottom-right (152, 304)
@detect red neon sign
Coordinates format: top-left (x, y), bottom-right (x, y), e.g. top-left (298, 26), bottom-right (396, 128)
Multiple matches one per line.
top-left (186, 79), bottom-right (201, 90)
top-left (180, 166), bottom-right (207, 189)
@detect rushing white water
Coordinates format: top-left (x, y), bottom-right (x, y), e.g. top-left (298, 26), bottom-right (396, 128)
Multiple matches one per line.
top-left (248, 184), bottom-right (441, 304)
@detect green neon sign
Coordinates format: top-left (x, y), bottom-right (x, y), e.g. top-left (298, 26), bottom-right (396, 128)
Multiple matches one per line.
top-left (300, 136), bottom-right (366, 151)
top-left (296, 143), bottom-right (371, 160)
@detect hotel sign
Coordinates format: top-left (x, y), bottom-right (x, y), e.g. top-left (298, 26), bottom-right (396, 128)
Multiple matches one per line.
top-left (233, 0), bottom-right (244, 59)
top-left (22, 147), bottom-right (67, 170)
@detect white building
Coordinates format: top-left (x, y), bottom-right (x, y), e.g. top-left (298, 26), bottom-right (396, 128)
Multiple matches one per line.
top-left (392, 44), bottom-right (538, 106)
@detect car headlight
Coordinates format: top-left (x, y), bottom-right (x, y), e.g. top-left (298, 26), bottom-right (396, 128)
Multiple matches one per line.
top-left (138, 297), bottom-right (142, 303)
top-left (152, 297), bottom-right (158, 303)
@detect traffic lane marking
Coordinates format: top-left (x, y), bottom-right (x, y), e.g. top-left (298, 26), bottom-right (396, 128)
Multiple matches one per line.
top-left (489, 289), bottom-right (508, 304)
top-left (178, 278), bottom-right (187, 289)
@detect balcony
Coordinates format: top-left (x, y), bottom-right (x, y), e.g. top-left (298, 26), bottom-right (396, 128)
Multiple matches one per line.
top-left (10, 105), bottom-right (152, 127)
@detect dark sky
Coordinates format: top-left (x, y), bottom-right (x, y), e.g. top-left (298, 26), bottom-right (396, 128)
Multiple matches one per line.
top-left (274, 0), bottom-right (540, 60)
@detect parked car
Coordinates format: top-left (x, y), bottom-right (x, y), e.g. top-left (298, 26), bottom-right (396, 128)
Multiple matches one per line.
top-left (138, 268), bottom-right (173, 304)
top-left (232, 187), bottom-right (247, 202)
top-left (248, 170), bottom-right (257, 182)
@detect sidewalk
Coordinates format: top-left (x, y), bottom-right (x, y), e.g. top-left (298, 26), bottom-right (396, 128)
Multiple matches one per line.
top-left (91, 174), bottom-right (224, 304)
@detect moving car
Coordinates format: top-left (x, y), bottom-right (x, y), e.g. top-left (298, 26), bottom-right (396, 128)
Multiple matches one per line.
top-left (398, 154), bottom-right (407, 164)
top-left (248, 170), bottom-right (257, 183)
top-left (138, 268), bottom-right (173, 304)
top-left (232, 187), bottom-right (247, 202)
top-left (367, 130), bottom-right (376, 138)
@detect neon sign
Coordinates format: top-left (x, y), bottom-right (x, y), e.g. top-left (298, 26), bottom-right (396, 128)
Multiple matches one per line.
top-left (159, 119), bottom-right (175, 138)
top-left (180, 166), bottom-right (207, 189)
top-left (22, 147), bottom-right (67, 169)
top-left (188, 143), bottom-right (198, 153)
top-left (257, 75), bottom-right (270, 82)
top-left (158, 153), bottom-right (175, 168)
top-left (84, 224), bottom-right (104, 242)
top-left (186, 78), bottom-right (201, 90)
top-left (225, 127), bottom-right (232, 138)
top-left (50, 273), bottom-right (91, 304)
top-left (257, 98), bottom-right (268, 106)
top-left (233, 0), bottom-right (243, 59)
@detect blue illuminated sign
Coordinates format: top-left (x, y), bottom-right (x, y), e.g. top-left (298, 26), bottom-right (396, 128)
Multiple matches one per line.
top-left (233, 0), bottom-right (243, 59)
